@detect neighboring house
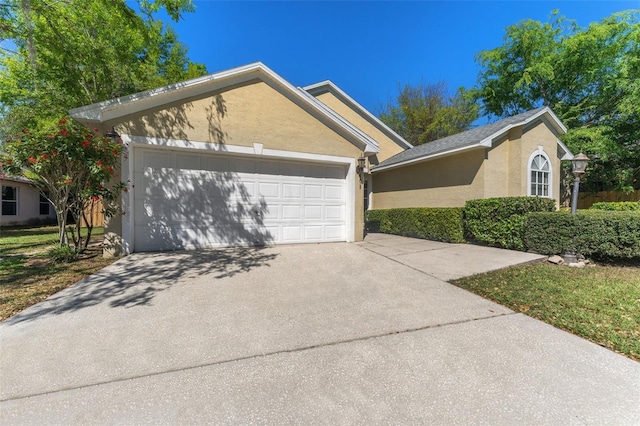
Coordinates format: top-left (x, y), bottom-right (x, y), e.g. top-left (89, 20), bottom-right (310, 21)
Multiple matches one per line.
top-left (1, 177), bottom-right (56, 227)
top-left (68, 62), bottom-right (571, 255)
top-left (371, 107), bottom-right (574, 209)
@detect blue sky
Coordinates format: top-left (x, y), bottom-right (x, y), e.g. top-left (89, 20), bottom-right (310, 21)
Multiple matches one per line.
top-left (163, 1), bottom-right (638, 119)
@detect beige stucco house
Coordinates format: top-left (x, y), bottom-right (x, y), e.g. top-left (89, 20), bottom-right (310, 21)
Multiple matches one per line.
top-left (371, 107), bottom-right (574, 209)
top-left (68, 63), bottom-right (571, 255)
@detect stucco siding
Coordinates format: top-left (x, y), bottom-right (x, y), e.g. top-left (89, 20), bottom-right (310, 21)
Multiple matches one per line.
top-left (314, 92), bottom-right (405, 162)
top-left (484, 134), bottom-right (509, 199)
top-left (117, 80), bottom-right (361, 160)
top-left (372, 149), bottom-right (485, 209)
top-left (520, 119), bottom-right (563, 201)
top-left (506, 128), bottom-right (523, 196)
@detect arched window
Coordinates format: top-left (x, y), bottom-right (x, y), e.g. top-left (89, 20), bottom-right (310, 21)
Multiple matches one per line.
top-left (528, 149), bottom-right (551, 197)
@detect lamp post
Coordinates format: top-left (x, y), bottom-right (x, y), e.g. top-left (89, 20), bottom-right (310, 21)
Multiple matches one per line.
top-left (570, 153), bottom-right (589, 214)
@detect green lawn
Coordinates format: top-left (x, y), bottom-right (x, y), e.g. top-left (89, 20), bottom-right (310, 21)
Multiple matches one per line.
top-left (453, 263), bottom-right (640, 361)
top-left (0, 225), bottom-right (104, 255)
top-left (0, 225), bottom-right (114, 320)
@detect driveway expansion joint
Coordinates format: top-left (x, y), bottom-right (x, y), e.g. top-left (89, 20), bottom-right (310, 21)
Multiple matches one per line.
top-left (358, 243), bottom-right (450, 281)
top-left (0, 312), bottom-right (516, 403)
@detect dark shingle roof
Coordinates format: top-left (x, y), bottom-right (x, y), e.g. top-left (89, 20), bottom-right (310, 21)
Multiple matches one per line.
top-left (373, 107), bottom-right (550, 170)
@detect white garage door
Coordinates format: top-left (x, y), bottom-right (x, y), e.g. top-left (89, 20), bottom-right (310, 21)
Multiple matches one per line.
top-left (132, 148), bottom-right (347, 251)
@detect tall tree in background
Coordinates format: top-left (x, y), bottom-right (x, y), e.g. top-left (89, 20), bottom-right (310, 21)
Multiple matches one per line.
top-left (379, 81), bottom-right (479, 146)
top-left (474, 10), bottom-right (640, 192)
top-left (0, 0), bottom-right (207, 133)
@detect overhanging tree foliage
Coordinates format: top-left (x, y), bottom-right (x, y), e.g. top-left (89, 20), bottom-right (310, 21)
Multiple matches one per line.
top-left (1, 119), bottom-right (123, 252)
top-left (0, 0), bottom-right (207, 252)
top-left (0, 0), bottom-right (207, 133)
top-left (473, 10), bottom-right (640, 192)
top-left (379, 81), bottom-right (479, 146)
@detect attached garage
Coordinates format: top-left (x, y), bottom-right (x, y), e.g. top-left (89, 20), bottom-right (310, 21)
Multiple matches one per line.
top-left (128, 145), bottom-right (349, 252)
top-left (69, 62), bottom-right (411, 256)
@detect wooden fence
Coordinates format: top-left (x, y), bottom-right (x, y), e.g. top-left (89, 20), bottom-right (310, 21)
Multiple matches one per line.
top-left (577, 190), bottom-right (640, 209)
top-left (80, 200), bottom-right (104, 227)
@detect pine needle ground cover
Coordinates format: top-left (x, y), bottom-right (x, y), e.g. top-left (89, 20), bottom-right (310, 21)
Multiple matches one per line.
top-left (1, 226), bottom-right (115, 320)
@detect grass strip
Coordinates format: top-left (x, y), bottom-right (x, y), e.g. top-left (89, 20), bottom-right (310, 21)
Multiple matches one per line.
top-left (453, 263), bottom-right (640, 361)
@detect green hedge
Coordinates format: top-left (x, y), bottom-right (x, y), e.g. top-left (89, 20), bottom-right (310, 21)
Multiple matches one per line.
top-left (464, 197), bottom-right (556, 250)
top-left (524, 211), bottom-right (640, 260)
top-left (590, 201), bottom-right (640, 211)
top-left (365, 208), bottom-right (465, 243)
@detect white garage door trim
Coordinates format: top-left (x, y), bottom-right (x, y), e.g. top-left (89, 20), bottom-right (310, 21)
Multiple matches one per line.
top-left (120, 134), bottom-right (356, 254)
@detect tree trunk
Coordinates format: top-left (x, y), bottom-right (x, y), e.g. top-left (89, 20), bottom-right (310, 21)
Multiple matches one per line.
top-left (82, 202), bottom-right (94, 250)
top-left (56, 207), bottom-right (68, 246)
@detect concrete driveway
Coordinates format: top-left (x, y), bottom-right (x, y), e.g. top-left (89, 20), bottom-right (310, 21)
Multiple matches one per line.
top-left (1, 234), bottom-right (639, 424)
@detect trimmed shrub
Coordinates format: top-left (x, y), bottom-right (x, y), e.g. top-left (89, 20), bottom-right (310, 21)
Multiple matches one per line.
top-left (365, 208), bottom-right (465, 243)
top-left (464, 197), bottom-right (556, 250)
top-left (590, 201), bottom-right (640, 211)
top-left (524, 210), bottom-right (640, 260)
top-left (524, 212), bottom-right (578, 255)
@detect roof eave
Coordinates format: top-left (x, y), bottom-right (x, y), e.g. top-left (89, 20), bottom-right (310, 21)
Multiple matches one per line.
top-left (373, 106), bottom-right (571, 173)
top-left (69, 62), bottom-right (379, 155)
top-left (557, 138), bottom-right (574, 160)
top-left (70, 62), bottom-right (270, 123)
top-left (532, 107), bottom-right (568, 134)
top-left (372, 143), bottom-right (487, 173)
top-left (296, 87), bottom-right (379, 154)
top-left (304, 81), bottom-right (413, 150)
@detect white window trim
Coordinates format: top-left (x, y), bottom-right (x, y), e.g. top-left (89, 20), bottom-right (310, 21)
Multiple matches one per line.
top-left (1, 185), bottom-right (18, 216)
top-left (527, 146), bottom-right (552, 198)
top-left (119, 134), bottom-right (356, 255)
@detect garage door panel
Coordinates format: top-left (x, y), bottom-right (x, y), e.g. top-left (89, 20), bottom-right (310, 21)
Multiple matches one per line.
top-left (258, 182), bottom-right (279, 198)
top-left (282, 184), bottom-right (302, 198)
top-left (325, 205), bottom-right (344, 220)
top-left (260, 204), bottom-right (279, 220)
top-left (323, 166), bottom-right (346, 179)
top-left (304, 185), bottom-right (323, 199)
top-left (133, 148), bottom-right (347, 251)
top-left (282, 205), bottom-right (301, 219)
top-left (257, 161), bottom-right (282, 176)
top-left (304, 205), bottom-right (322, 220)
top-left (142, 170), bottom-right (254, 204)
top-left (282, 226), bottom-right (302, 242)
top-left (257, 161), bottom-right (343, 180)
top-left (304, 226), bottom-right (323, 240)
top-left (230, 157), bottom-right (255, 174)
top-left (325, 185), bottom-right (344, 200)
top-left (136, 151), bottom-right (169, 169)
top-left (326, 225), bottom-right (344, 239)
top-left (176, 153), bottom-right (201, 170)
top-left (204, 156), bottom-right (230, 172)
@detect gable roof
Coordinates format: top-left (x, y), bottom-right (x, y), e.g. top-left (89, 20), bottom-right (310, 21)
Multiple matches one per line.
top-left (304, 81), bottom-right (413, 150)
top-left (69, 62), bottom-right (380, 155)
top-left (372, 107), bottom-right (573, 173)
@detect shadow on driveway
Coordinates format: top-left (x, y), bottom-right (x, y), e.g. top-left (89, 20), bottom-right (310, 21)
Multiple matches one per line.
top-left (5, 248), bottom-right (278, 325)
